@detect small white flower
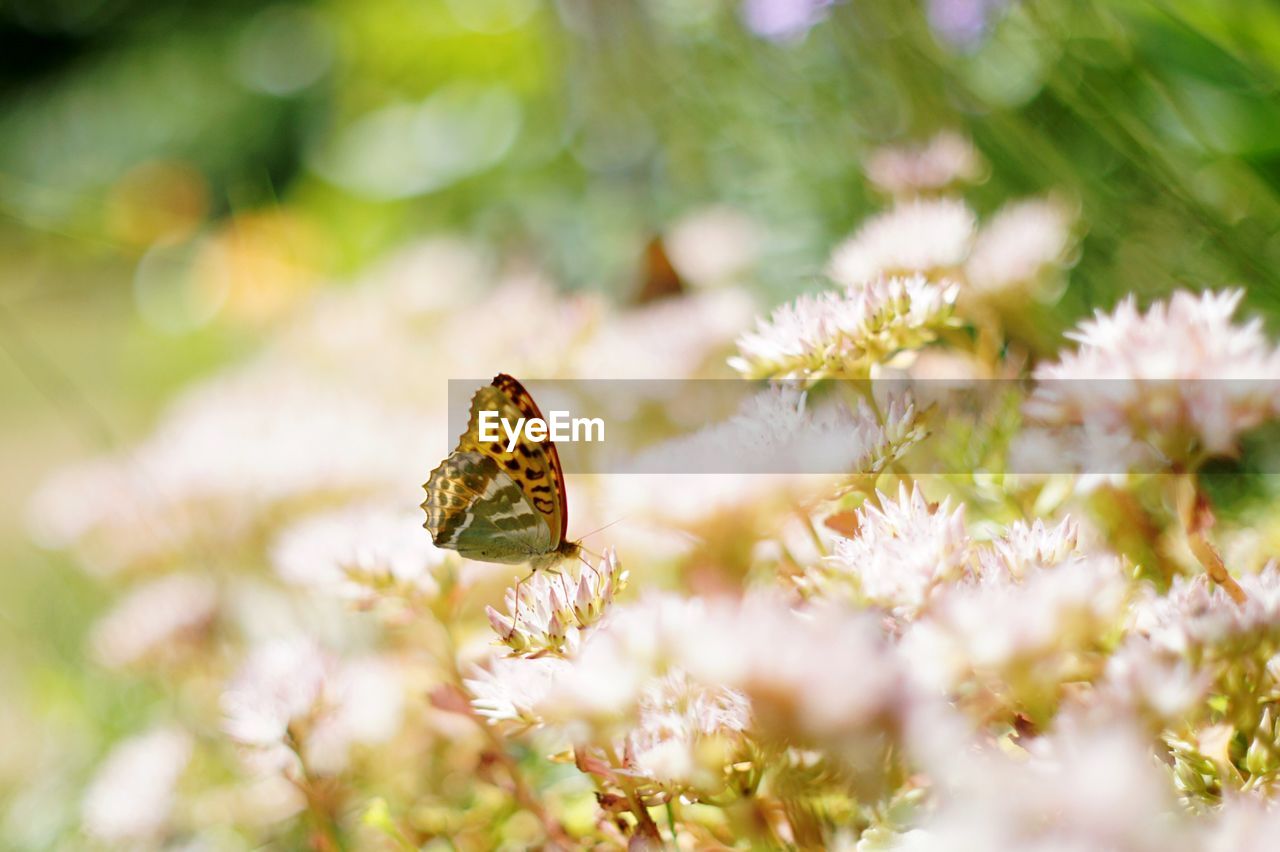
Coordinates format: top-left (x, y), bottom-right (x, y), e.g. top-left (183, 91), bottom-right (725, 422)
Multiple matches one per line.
top-left (536, 591), bottom-right (911, 786)
top-left (82, 726), bottom-right (192, 845)
top-left (964, 197), bottom-right (1075, 297)
top-left (220, 638), bottom-right (403, 776)
top-left (535, 593), bottom-right (695, 731)
top-left (976, 516), bottom-right (1081, 580)
top-left (626, 670), bottom-right (751, 792)
top-left (663, 206), bottom-right (763, 287)
top-left (487, 548), bottom-right (626, 656)
top-left (466, 654), bottom-right (573, 729)
top-left (1129, 562), bottom-right (1280, 657)
top-left (570, 288), bottom-right (758, 379)
top-left (1008, 422), bottom-right (1160, 488)
top-left (903, 554), bottom-right (1128, 694)
top-left (820, 484), bottom-right (972, 617)
top-left (1094, 638), bottom-right (1211, 725)
top-left (221, 638), bottom-right (328, 759)
top-left (272, 503), bottom-right (444, 602)
top-left (1205, 795), bottom-right (1280, 852)
top-left (865, 132), bottom-right (985, 198)
top-left (902, 722), bottom-right (1188, 852)
top-left (741, 0), bottom-right (834, 42)
top-left (730, 275), bottom-right (958, 381)
top-left (27, 360), bottom-right (439, 576)
top-left (1029, 289), bottom-right (1280, 461)
top-left (90, 573), bottom-right (218, 669)
top-left (687, 597), bottom-right (913, 789)
top-left (828, 199), bottom-right (976, 287)
top-left (630, 386), bottom-right (924, 475)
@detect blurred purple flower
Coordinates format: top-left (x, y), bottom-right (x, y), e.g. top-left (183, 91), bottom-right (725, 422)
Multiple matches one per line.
top-left (741, 0), bottom-right (836, 42)
top-left (928, 0), bottom-right (1009, 48)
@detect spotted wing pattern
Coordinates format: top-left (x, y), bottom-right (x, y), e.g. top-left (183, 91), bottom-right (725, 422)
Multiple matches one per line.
top-left (455, 375), bottom-right (566, 546)
top-left (421, 451), bottom-right (552, 563)
top-left (421, 374), bottom-right (570, 563)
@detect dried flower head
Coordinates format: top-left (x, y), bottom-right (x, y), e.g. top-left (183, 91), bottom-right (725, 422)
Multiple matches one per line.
top-left (1028, 289), bottom-right (1280, 462)
top-left (828, 199), bottom-right (976, 287)
top-left (729, 275), bottom-right (958, 382)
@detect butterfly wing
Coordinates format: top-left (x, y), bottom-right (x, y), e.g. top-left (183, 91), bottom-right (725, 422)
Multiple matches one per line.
top-left (456, 374), bottom-right (568, 547)
top-left (422, 451), bottom-right (552, 563)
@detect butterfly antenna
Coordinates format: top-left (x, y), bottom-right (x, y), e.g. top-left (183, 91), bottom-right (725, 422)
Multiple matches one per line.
top-left (578, 516), bottom-right (627, 542)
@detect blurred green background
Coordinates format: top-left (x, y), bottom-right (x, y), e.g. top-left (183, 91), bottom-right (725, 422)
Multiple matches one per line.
top-left (3, 0), bottom-right (1280, 845)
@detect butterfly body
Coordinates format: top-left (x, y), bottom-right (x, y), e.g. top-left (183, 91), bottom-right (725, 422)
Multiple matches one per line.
top-left (422, 375), bottom-right (581, 568)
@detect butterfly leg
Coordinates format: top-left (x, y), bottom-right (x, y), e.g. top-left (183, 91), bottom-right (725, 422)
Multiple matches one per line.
top-left (504, 565), bottom-right (543, 641)
top-left (505, 572), bottom-right (527, 641)
top-left (578, 552), bottom-right (600, 585)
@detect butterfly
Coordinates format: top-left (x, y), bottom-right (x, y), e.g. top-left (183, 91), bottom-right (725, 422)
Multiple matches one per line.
top-left (422, 374), bottom-right (581, 570)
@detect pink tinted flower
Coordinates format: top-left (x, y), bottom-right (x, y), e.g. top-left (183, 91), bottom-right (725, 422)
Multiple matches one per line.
top-left (730, 275), bottom-right (958, 381)
top-left (965, 196), bottom-right (1075, 297)
top-left (466, 654), bottom-right (573, 729)
top-left (221, 638), bottom-right (403, 776)
top-left (1029, 289), bottom-right (1280, 462)
top-left (828, 199), bottom-right (976, 287)
top-left (819, 484), bottom-right (972, 617)
top-left (1129, 562), bottom-right (1280, 656)
top-left (272, 503), bottom-right (444, 602)
top-left (487, 548), bottom-right (626, 656)
top-left (741, 0), bottom-right (835, 42)
top-left (626, 671), bottom-right (751, 792)
top-left (904, 721), bottom-right (1189, 852)
top-left (90, 573), bottom-right (218, 669)
top-left (865, 132), bottom-right (985, 197)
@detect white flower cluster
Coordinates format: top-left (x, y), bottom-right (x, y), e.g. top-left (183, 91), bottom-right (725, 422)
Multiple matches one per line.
top-left (829, 199), bottom-right (977, 286)
top-left (44, 136), bottom-right (1280, 851)
top-left (272, 502), bottom-right (446, 603)
top-left (818, 484), bottom-right (972, 617)
top-left (631, 385), bottom-right (924, 475)
top-left (730, 274), bottom-right (959, 381)
top-left (485, 548), bottom-right (627, 656)
top-left (1029, 289), bottom-right (1280, 463)
top-left (220, 637), bottom-right (404, 777)
top-left (483, 591), bottom-right (914, 798)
